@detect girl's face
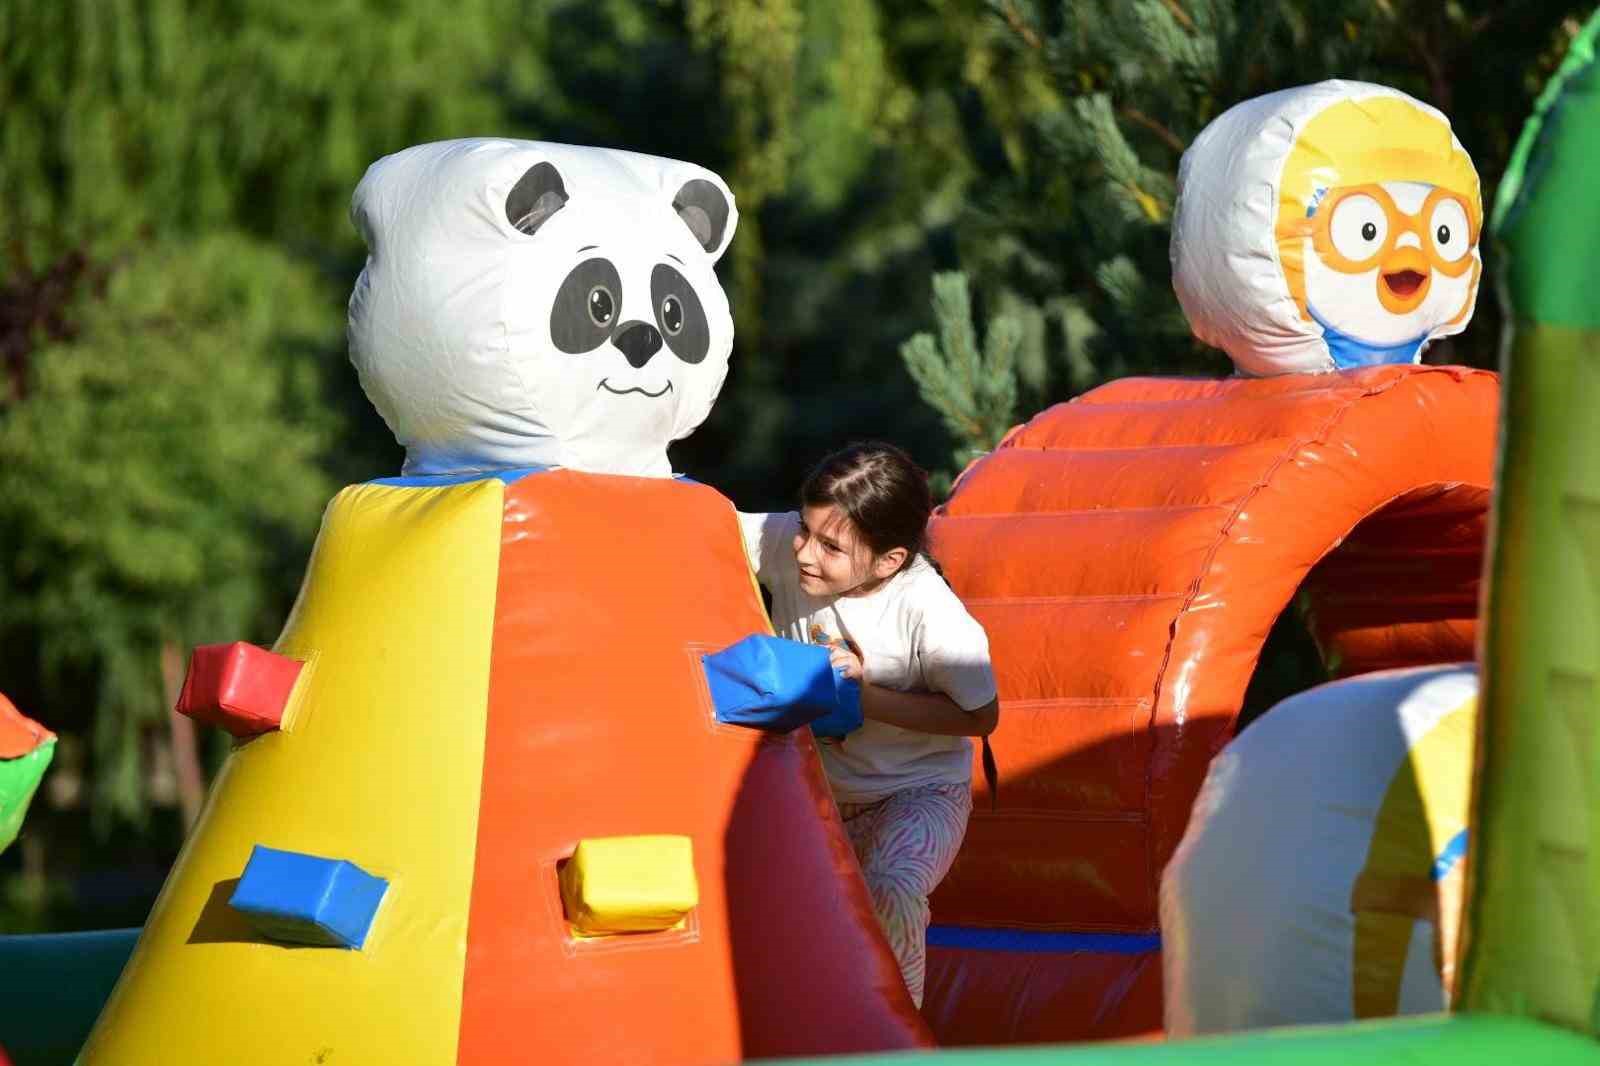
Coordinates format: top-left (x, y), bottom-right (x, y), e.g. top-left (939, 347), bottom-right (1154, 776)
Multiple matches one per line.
top-left (793, 503), bottom-right (905, 598)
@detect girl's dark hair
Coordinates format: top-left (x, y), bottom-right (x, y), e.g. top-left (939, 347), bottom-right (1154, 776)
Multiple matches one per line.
top-left (800, 441), bottom-right (933, 571)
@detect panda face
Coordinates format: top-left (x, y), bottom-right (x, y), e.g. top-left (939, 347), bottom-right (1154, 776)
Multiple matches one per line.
top-left (544, 256), bottom-right (711, 371)
top-left (507, 167), bottom-right (734, 475)
top-left (347, 140), bottom-right (738, 479)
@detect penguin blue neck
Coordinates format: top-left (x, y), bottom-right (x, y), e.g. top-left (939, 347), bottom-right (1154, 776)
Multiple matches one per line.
top-left (1306, 304), bottom-right (1426, 369)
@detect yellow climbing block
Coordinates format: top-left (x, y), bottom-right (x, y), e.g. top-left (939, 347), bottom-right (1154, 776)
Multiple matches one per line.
top-left (559, 835), bottom-right (698, 936)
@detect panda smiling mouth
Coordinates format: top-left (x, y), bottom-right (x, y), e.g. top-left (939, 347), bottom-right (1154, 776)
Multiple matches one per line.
top-left (597, 379), bottom-right (674, 398)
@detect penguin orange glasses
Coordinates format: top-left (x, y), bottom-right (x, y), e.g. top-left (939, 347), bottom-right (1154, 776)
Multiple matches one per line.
top-left (1288, 184), bottom-right (1480, 278)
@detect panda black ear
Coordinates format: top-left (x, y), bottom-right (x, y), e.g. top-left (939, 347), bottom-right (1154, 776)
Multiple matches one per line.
top-left (672, 179), bottom-right (731, 255)
top-left (506, 162), bottom-right (568, 236)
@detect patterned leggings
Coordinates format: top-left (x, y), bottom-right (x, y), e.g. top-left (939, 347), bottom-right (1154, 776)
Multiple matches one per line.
top-left (836, 782), bottom-right (973, 1007)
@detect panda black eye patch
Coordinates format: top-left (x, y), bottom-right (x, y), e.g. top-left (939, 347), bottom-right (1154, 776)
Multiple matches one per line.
top-left (551, 258), bottom-right (624, 354)
top-left (651, 264), bottom-right (709, 364)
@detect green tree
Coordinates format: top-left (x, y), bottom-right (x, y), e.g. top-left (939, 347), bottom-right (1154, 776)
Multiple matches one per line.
top-left (900, 272), bottom-right (1020, 480)
top-left (673, 0), bottom-right (1051, 504)
top-left (0, 235), bottom-right (340, 827)
top-left (0, 0), bottom-right (557, 830)
top-left (0, 0), bottom-right (543, 266)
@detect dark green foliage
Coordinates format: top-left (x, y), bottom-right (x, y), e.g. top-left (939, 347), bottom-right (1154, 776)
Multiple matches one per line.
top-left (0, 235), bottom-right (340, 825)
top-left (0, 0), bottom-right (538, 264)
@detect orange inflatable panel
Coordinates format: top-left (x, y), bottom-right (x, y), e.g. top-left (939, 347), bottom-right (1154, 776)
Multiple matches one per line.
top-left (923, 366), bottom-right (1498, 1045)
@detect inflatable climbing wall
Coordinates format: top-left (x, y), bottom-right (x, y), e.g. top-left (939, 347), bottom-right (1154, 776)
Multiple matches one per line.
top-left (82, 472), bottom-right (929, 1064)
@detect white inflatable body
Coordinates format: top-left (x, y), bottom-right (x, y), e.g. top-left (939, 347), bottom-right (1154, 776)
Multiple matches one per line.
top-left (1171, 80), bottom-right (1483, 376)
top-left (348, 139), bottom-right (738, 478)
top-left (1161, 665), bottom-right (1477, 1035)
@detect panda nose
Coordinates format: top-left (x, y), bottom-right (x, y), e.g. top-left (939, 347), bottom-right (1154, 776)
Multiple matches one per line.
top-left (613, 321), bottom-right (663, 368)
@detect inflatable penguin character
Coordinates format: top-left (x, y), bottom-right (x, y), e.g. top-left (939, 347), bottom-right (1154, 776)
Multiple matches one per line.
top-left (82, 140), bottom-right (930, 1065)
top-left (1172, 80), bottom-right (1483, 375)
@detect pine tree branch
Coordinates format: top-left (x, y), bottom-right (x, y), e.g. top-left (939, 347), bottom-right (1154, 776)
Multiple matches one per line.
top-left (1119, 105), bottom-right (1185, 154)
top-left (902, 272), bottom-right (1020, 471)
top-left (997, 0), bottom-right (1043, 51)
top-left (1159, 0), bottom-right (1195, 33)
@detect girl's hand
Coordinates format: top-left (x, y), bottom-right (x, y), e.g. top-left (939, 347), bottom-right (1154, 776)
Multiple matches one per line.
top-left (827, 640), bottom-right (864, 682)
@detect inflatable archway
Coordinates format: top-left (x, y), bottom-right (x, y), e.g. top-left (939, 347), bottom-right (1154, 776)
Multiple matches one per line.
top-left (922, 364), bottom-right (1496, 1042)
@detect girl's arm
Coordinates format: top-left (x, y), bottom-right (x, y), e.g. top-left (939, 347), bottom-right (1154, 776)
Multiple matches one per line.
top-left (828, 643), bottom-right (999, 736)
top-left (858, 684), bottom-right (999, 737)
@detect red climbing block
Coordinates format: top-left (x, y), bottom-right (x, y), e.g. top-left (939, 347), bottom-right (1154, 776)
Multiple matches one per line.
top-left (176, 642), bottom-right (302, 738)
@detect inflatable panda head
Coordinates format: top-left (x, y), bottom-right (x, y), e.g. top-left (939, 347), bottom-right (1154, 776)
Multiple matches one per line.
top-left (1171, 81), bottom-right (1482, 376)
top-left (349, 139), bottom-right (738, 478)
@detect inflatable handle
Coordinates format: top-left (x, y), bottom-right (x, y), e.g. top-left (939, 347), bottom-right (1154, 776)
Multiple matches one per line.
top-left (702, 634), bottom-right (862, 735)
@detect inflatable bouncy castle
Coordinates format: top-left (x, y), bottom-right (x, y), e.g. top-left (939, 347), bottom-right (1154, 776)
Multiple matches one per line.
top-left (4, 39), bottom-right (1600, 1064)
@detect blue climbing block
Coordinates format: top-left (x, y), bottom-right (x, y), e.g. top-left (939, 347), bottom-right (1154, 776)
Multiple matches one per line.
top-left (701, 633), bottom-right (862, 736)
top-left (228, 845), bottom-right (389, 949)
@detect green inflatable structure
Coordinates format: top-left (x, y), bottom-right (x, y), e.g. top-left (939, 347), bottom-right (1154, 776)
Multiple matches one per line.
top-left (2, 13), bottom-right (1600, 1064)
top-left (1460, 6), bottom-right (1600, 1034)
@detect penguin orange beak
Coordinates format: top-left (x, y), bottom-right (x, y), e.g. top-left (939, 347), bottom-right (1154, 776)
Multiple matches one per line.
top-left (1377, 246), bottom-right (1432, 314)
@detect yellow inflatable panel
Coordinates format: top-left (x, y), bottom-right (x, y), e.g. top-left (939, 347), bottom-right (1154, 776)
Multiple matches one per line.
top-left (1351, 693), bottom-right (1476, 1017)
top-left (81, 481), bottom-right (503, 1065)
top-left (559, 835), bottom-right (698, 936)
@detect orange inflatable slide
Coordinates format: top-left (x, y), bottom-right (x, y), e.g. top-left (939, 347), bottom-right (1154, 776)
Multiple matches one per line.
top-left (923, 364), bottom-right (1498, 1043)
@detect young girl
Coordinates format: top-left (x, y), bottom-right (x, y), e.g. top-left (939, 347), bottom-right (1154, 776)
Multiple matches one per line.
top-left (740, 441), bottom-right (999, 1008)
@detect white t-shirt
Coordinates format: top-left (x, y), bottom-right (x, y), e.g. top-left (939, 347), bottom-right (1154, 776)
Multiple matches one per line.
top-left (738, 510), bottom-right (998, 803)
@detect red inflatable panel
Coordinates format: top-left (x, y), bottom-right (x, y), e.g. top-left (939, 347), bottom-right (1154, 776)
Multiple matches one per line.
top-left (925, 366), bottom-right (1498, 1045)
top-left (923, 946), bottom-right (1163, 1046)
